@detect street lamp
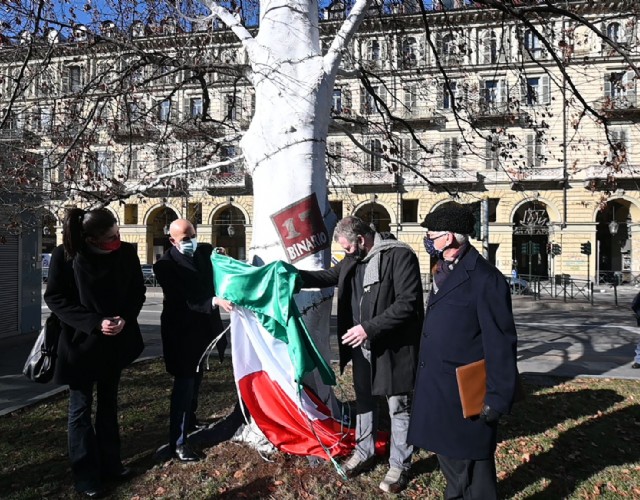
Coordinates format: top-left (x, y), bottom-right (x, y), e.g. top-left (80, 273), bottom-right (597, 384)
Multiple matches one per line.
top-left (163, 224), bottom-right (170, 236)
top-left (227, 224), bottom-right (236, 237)
top-left (608, 205), bottom-right (619, 235)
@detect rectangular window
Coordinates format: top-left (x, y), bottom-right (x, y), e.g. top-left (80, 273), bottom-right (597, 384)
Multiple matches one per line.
top-left (401, 199), bottom-right (419, 223)
top-left (609, 128), bottom-right (629, 166)
top-left (225, 95), bottom-right (240, 121)
top-left (444, 137), bottom-right (459, 169)
top-left (369, 139), bottom-right (382, 171)
top-left (404, 84), bottom-right (417, 111)
top-left (157, 148), bottom-right (171, 174)
top-left (69, 66), bottom-right (83, 92)
top-left (332, 89), bottom-right (342, 114)
top-left (486, 136), bottom-right (500, 170)
top-left (442, 81), bottom-right (457, 110)
top-left (190, 97), bottom-right (203, 118)
top-left (96, 151), bottom-right (112, 177)
top-left (158, 100), bottom-right (171, 122)
top-left (526, 133), bottom-right (544, 168)
top-left (129, 150), bottom-right (141, 179)
top-left (328, 141), bottom-right (343, 173)
top-left (523, 76), bottom-right (550, 106)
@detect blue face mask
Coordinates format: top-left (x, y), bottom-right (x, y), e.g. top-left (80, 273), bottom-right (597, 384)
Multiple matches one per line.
top-left (423, 234), bottom-right (447, 260)
top-left (178, 238), bottom-right (198, 256)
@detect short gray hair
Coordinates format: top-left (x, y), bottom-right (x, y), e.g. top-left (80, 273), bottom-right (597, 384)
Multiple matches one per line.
top-left (333, 216), bottom-right (374, 244)
top-left (453, 233), bottom-right (469, 245)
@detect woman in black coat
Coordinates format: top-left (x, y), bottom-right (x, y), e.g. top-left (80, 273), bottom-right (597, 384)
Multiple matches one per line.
top-left (44, 208), bottom-right (145, 498)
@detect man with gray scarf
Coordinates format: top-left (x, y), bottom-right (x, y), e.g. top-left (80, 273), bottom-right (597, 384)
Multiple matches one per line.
top-left (298, 216), bottom-right (423, 493)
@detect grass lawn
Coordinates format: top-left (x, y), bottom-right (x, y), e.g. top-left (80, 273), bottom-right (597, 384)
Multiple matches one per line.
top-left (1, 359), bottom-right (639, 499)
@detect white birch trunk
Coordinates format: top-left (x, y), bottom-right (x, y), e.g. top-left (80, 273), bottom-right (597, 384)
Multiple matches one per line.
top-left (205, 0), bottom-right (370, 418)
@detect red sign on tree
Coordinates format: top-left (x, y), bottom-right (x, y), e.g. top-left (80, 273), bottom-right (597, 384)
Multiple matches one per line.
top-left (271, 193), bottom-right (330, 263)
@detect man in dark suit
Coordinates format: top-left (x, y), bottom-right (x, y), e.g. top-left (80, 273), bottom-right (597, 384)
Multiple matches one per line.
top-left (299, 216), bottom-right (423, 493)
top-left (154, 219), bottom-right (233, 462)
top-left (408, 203), bottom-right (518, 499)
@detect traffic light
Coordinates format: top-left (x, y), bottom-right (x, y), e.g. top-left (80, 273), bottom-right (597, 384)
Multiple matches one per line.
top-left (532, 242), bottom-right (541, 255)
top-left (580, 242), bottom-right (592, 255)
top-left (546, 243), bottom-right (552, 254)
top-left (552, 244), bottom-right (561, 256)
top-left (521, 242), bottom-right (528, 255)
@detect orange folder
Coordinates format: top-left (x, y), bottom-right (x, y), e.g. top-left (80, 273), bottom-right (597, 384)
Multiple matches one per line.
top-left (455, 359), bottom-right (486, 419)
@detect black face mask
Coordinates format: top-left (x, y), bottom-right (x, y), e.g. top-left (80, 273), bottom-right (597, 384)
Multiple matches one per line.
top-left (346, 242), bottom-right (367, 262)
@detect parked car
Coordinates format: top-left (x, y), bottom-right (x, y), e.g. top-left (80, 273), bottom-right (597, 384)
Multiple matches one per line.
top-left (141, 264), bottom-right (155, 285)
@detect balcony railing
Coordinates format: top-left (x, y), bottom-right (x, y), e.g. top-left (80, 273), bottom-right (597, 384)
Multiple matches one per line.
top-left (427, 168), bottom-right (479, 184)
top-left (594, 96), bottom-right (640, 121)
top-left (338, 168), bottom-right (396, 187)
top-left (190, 164), bottom-right (251, 194)
top-left (392, 106), bottom-right (446, 128)
top-left (174, 120), bottom-right (223, 140)
top-left (583, 163), bottom-right (640, 189)
top-left (0, 128), bottom-right (41, 145)
top-left (112, 121), bottom-right (160, 142)
top-left (510, 167), bottom-right (564, 182)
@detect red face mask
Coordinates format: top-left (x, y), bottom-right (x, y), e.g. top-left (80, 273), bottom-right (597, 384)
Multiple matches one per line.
top-left (96, 236), bottom-right (121, 252)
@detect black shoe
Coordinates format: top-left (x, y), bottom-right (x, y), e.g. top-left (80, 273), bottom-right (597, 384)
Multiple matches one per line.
top-left (632, 362), bottom-right (640, 369)
top-left (188, 420), bottom-right (209, 433)
top-left (103, 467), bottom-right (133, 481)
top-left (174, 444), bottom-right (201, 462)
top-left (78, 486), bottom-right (106, 498)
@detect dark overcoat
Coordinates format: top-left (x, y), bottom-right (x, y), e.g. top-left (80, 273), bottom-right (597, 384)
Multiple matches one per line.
top-left (44, 243), bottom-right (146, 385)
top-left (299, 245), bottom-right (423, 396)
top-left (153, 244), bottom-right (224, 377)
top-left (408, 245), bottom-right (518, 460)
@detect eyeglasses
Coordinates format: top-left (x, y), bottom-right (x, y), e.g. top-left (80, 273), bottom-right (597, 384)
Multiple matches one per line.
top-left (427, 233), bottom-right (448, 241)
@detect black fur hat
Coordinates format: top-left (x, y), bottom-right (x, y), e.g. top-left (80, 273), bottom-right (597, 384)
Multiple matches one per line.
top-left (420, 203), bottom-right (476, 235)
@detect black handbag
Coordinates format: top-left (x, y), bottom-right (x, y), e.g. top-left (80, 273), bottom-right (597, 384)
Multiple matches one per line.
top-left (23, 313), bottom-right (61, 383)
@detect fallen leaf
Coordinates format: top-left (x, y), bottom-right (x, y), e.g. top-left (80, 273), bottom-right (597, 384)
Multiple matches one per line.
top-left (155, 486), bottom-right (166, 496)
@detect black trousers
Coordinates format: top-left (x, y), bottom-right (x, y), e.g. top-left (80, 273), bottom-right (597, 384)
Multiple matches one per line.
top-left (437, 454), bottom-right (498, 500)
top-left (169, 369), bottom-right (203, 450)
top-left (68, 372), bottom-right (122, 492)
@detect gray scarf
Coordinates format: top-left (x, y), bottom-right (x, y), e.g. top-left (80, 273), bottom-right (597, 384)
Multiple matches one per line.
top-left (361, 233), bottom-right (414, 290)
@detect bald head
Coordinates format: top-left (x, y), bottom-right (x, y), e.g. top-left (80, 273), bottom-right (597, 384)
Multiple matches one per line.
top-left (169, 219), bottom-right (196, 247)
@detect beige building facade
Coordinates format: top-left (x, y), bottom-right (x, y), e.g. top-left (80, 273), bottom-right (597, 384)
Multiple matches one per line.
top-left (2, 1), bottom-right (639, 284)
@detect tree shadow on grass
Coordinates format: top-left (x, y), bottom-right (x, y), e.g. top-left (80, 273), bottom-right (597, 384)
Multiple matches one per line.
top-left (499, 385), bottom-right (624, 443)
top-left (500, 391), bottom-right (640, 498)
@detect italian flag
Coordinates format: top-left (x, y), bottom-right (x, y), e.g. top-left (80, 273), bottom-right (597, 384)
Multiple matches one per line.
top-left (212, 253), bottom-right (356, 459)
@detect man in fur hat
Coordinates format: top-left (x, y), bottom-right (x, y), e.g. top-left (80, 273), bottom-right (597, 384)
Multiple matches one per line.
top-left (298, 216), bottom-right (423, 493)
top-left (408, 203), bottom-right (519, 499)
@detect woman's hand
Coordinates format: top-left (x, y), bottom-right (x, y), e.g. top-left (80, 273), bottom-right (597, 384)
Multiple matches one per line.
top-left (101, 316), bottom-right (125, 336)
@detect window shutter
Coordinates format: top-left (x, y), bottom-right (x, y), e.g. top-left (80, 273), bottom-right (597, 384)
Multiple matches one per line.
top-left (483, 32), bottom-right (491, 64)
top-left (61, 66), bottom-right (70, 93)
top-left (183, 97), bottom-right (190, 120)
top-left (451, 137), bottom-right (459, 168)
top-left (437, 82), bottom-right (444, 109)
top-left (486, 138), bottom-right (495, 170)
top-left (527, 133), bottom-right (534, 168)
top-left (542, 76), bottom-right (550, 104)
top-left (604, 75), bottom-right (612, 99)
